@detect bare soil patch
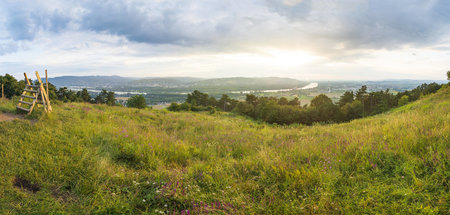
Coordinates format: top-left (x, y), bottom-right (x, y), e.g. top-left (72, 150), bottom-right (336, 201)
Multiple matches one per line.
top-left (13, 176), bottom-right (41, 193)
top-left (0, 113), bottom-right (22, 122)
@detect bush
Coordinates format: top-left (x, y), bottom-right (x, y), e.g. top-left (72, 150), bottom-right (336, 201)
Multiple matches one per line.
top-left (168, 103), bottom-right (181, 111)
top-left (207, 106), bottom-right (216, 114)
top-left (127, 95), bottom-right (147, 109)
top-left (180, 103), bottom-right (191, 111)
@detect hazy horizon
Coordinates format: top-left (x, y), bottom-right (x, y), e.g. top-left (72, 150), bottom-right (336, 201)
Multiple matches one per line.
top-left (5, 72), bottom-right (450, 82)
top-left (1, 0), bottom-right (449, 80)
top-left (44, 75), bottom-right (447, 82)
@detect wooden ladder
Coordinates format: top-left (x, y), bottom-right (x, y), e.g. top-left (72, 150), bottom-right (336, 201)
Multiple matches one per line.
top-left (16, 71), bottom-right (52, 115)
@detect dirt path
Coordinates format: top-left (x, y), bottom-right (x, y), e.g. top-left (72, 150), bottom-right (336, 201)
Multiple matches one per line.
top-left (0, 113), bottom-right (23, 122)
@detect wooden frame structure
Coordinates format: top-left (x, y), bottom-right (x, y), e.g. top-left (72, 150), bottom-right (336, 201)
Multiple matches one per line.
top-left (16, 70), bottom-right (52, 114)
top-left (1, 83), bottom-right (4, 100)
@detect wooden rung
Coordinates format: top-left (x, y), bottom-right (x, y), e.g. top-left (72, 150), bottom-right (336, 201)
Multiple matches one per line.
top-left (21, 95), bottom-right (35, 99)
top-left (16, 106), bottom-right (30, 112)
top-left (19, 101), bottom-right (34, 105)
top-left (26, 85), bottom-right (39, 88)
top-left (24, 89), bottom-right (38, 93)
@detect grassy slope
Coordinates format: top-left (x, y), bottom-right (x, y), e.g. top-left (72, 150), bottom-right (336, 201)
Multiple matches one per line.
top-left (0, 87), bottom-right (448, 214)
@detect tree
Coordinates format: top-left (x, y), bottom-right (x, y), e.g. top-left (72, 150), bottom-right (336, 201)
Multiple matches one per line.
top-left (127, 95), bottom-right (147, 109)
top-left (309, 94), bottom-right (339, 122)
top-left (355, 85), bottom-right (368, 116)
top-left (310, 94), bottom-right (333, 107)
top-left (218, 94), bottom-right (231, 111)
top-left (278, 97), bottom-right (289, 105)
top-left (246, 94), bottom-right (258, 106)
top-left (77, 88), bottom-right (91, 102)
top-left (256, 100), bottom-right (280, 124)
top-left (95, 90), bottom-right (109, 104)
top-left (447, 71), bottom-right (450, 86)
top-left (288, 97), bottom-right (300, 106)
top-left (46, 82), bottom-right (58, 101)
top-left (208, 97), bottom-right (218, 107)
top-left (106, 91), bottom-right (116, 106)
top-left (340, 103), bottom-right (353, 121)
top-left (234, 102), bottom-right (254, 116)
top-left (350, 100), bottom-right (364, 118)
top-left (338, 91), bottom-right (354, 107)
top-left (168, 103), bottom-right (181, 111)
top-left (180, 102), bottom-right (191, 111)
top-left (0, 74), bottom-right (21, 98)
top-left (355, 85), bottom-right (367, 101)
top-left (186, 90), bottom-right (209, 106)
top-left (57, 87), bottom-right (79, 102)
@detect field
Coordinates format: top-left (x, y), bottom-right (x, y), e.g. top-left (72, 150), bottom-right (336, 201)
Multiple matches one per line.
top-left (0, 87), bottom-right (448, 214)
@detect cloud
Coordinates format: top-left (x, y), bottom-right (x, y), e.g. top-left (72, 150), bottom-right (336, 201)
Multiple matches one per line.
top-left (0, 0), bottom-right (449, 80)
top-left (265, 0), bottom-right (450, 50)
top-left (2, 0), bottom-right (449, 53)
top-left (0, 41), bottom-right (19, 55)
top-left (1, 0), bottom-right (71, 41)
top-left (80, 0), bottom-right (257, 46)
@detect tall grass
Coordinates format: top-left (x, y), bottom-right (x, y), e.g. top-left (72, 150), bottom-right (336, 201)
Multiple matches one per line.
top-left (0, 87), bottom-right (448, 214)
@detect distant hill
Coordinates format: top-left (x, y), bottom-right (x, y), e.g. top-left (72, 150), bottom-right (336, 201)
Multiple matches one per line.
top-left (317, 79), bottom-right (447, 92)
top-left (48, 76), bottom-right (136, 88)
top-left (47, 76), bottom-right (307, 90)
top-left (192, 77), bottom-right (307, 89)
top-left (130, 77), bottom-right (204, 87)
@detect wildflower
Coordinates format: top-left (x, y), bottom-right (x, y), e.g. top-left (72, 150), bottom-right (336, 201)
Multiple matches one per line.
top-left (143, 199), bottom-right (146, 202)
top-left (164, 204), bottom-right (168, 207)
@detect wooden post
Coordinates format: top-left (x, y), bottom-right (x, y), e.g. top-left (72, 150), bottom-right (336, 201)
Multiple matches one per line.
top-left (24, 73), bottom-right (31, 85)
top-left (45, 69), bottom-right (49, 96)
top-left (35, 71), bottom-right (52, 112)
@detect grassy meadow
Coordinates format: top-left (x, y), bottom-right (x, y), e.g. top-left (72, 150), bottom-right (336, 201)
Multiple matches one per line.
top-left (0, 87), bottom-right (449, 214)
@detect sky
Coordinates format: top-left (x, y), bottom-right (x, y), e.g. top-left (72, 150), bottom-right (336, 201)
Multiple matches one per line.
top-left (0, 0), bottom-right (449, 80)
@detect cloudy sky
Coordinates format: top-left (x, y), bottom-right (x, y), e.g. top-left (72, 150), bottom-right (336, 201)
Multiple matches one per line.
top-left (0, 0), bottom-right (449, 80)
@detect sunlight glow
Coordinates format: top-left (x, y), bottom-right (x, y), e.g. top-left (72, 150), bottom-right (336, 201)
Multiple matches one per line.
top-left (263, 49), bottom-right (322, 68)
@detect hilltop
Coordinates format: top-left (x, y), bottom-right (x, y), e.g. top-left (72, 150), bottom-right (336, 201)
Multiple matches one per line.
top-left (0, 86), bottom-right (448, 214)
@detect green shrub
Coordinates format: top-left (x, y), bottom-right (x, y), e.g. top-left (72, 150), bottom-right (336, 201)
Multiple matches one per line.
top-left (168, 102), bottom-right (181, 111)
top-left (127, 95), bottom-right (147, 109)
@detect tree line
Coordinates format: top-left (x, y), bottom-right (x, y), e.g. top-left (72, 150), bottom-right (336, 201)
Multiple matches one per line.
top-left (169, 82), bottom-right (445, 125)
top-left (1, 73), bottom-right (150, 108)
top-left (0, 74), bottom-right (115, 105)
